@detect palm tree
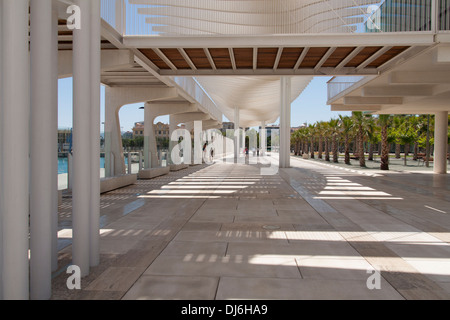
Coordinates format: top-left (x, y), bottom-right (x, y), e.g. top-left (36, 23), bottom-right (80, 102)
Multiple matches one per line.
top-left (352, 111), bottom-right (368, 167)
top-left (410, 115), bottom-right (426, 161)
top-left (339, 115), bottom-right (354, 165)
top-left (316, 121), bottom-right (325, 159)
top-left (392, 116), bottom-right (405, 159)
top-left (322, 122), bottom-right (330, 162)
top-left (329, 119), bottom-right (340, 163)
top-left (378, 114), bottom-right (391, 170)
top-left (366, 115), bottom-right (379, 161)
top-left (397, 116), bottom-right (416, 166)
top-left (308, 124), bottom-right (316, 159)
top-left (299, 127), bottom-right (308, 156)
top-left (291, 130), bottom-right (301, 156)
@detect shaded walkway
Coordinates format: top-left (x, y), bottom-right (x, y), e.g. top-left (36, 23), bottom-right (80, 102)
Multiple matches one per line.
top-left (51, 158), bottom-right (450, 300)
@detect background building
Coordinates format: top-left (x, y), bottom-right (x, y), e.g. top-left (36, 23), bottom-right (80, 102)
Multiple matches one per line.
top-left (57, 129), bottom-right (72, 152)
top-left (132, 121), bottom-right (145, 138)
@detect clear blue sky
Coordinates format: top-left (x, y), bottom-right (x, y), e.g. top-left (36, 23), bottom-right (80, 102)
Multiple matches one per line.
top-left (57, 76), bottom-right (350, 132)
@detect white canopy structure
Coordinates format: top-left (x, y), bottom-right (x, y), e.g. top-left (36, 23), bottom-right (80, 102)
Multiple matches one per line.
top-left (127, 0), bottom-right (378, 35)
top-left (195, 76), bottom-right (312, 127)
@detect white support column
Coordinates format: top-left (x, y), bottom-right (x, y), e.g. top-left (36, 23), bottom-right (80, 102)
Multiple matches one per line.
top-left (1, 0), bottom-right (30, 299)
top-left (242, 127), bottom-right (246, 152)
top-left (194, 121), bottom-right (203, 164)
top-left (144, 103), bottom-right (196, 168)
top-left (280, 77), bottom-right (291, 169)
top-left (30, 0), bottom-right (54, 300)
top-left (105, 88), bottom-right (178, 173)
top-left (104, 91), bottom-right (123, 177)
top-left (169, 115), bottom-right (178, 165)
top-left (90, 0), bottom-right (101, 268)
top-left (143, 104), bottom-right (156, 168)
top-left (260, 121), bottom-right (266, 156)
top-left (234, 106), bottom-right (240, 161)
top-left (51, 6), bottom-right (59, 273)
top-left (434, 111), bottom-right (448, 174)
top-left (72, 0), bottom-right (92, 277)
top-left (431, 0), bottom-right (438, 33)
top-left (127, 152), bottom-right (132, 173)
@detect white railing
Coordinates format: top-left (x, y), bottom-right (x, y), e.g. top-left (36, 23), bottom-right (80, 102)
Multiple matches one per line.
top-left (365, 0), bottom-right (450, 33)
top-left (171, 76), bottom-right (223, 122)
top-left (101, 0), bottom-right (124, 33)
top-left (327, 76), bottom-right (365, 101)
top-left (440, 0), bottom-right (450, 31)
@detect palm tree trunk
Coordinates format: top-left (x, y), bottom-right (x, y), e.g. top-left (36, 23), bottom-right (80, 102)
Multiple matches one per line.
top-left (332, 134), bottom-right (338, 163)
top-left (395, 143), bottom-right (401, 158)
top-left (318, 136), bottom-right (323, 159)
top-left (413, 142), bottom-right (418, 161)
top-left (380, 125), bottom-right (389, 170)
top-left (324, 138), bottom-right (330, 162)
top-left (368, 143), bottom-right (374, 161)
top-left (359, 127), bottom-right (365, 167)
top-left (344, 135), bottom-right (350, 165)
top-left (310, 138), bottom-right (314, 159)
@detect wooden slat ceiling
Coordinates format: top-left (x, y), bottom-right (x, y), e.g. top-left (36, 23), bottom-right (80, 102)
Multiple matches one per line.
top-left (57, 19), bottom-right (115, 50)
top-left (139, 45), bottom-right (411, 75)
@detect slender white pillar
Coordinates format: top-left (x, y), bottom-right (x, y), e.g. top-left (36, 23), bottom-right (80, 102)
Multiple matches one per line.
top-left (104, 88), bottom-right (179, 174)
top-left (234, 106), bottom-right (240, 161)
top-left (144, 103), bottom-right (197, 168)
top-left (72, 0), bottom-right (92, 277)
top-left (242, 127), bottom-right (246, 152)
top-left (30, 0), bottom-right (54, 300)
top-left (104, 91), bottom-right (123, 177)
top-left (143, 104), bottom-right (156, 168)
top-left (280, 77), bottom-right (291, 168)
top-left (260, 121), bottom-right (266, 156)
top-left (1, 0), bottom-right (30, 299)
top-left (127, 152), bottom-right (132, 173)
top-left (194, 121), bottom-right (203, 164)
top-left (51, 6), bottom-right (59, 273)
top-left (431, 0), bottom-right (438, 34)
top-left (169, 115), bottom-right (178, 165)
top-left (90, 0), bottom-right (101, 267)
top-left (434, 111), bottom-right (448, 174)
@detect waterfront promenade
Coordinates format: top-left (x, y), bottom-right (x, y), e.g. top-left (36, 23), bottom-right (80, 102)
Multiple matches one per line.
top-left (51, 156), bottom-right (450, 300)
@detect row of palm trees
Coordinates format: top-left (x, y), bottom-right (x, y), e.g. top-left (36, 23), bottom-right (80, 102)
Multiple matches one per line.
top-left (291, 113), bottom-right (440, 170)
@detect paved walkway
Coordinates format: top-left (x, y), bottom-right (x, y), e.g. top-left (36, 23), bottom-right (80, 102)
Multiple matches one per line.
top-left (51, 157), bottom-right (450, 300)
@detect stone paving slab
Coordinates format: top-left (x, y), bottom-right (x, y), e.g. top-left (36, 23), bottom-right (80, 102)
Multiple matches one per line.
top-left (122, 275), bottom-right (219, 300)
top-left (215, 277), bottom-right (404, 300)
